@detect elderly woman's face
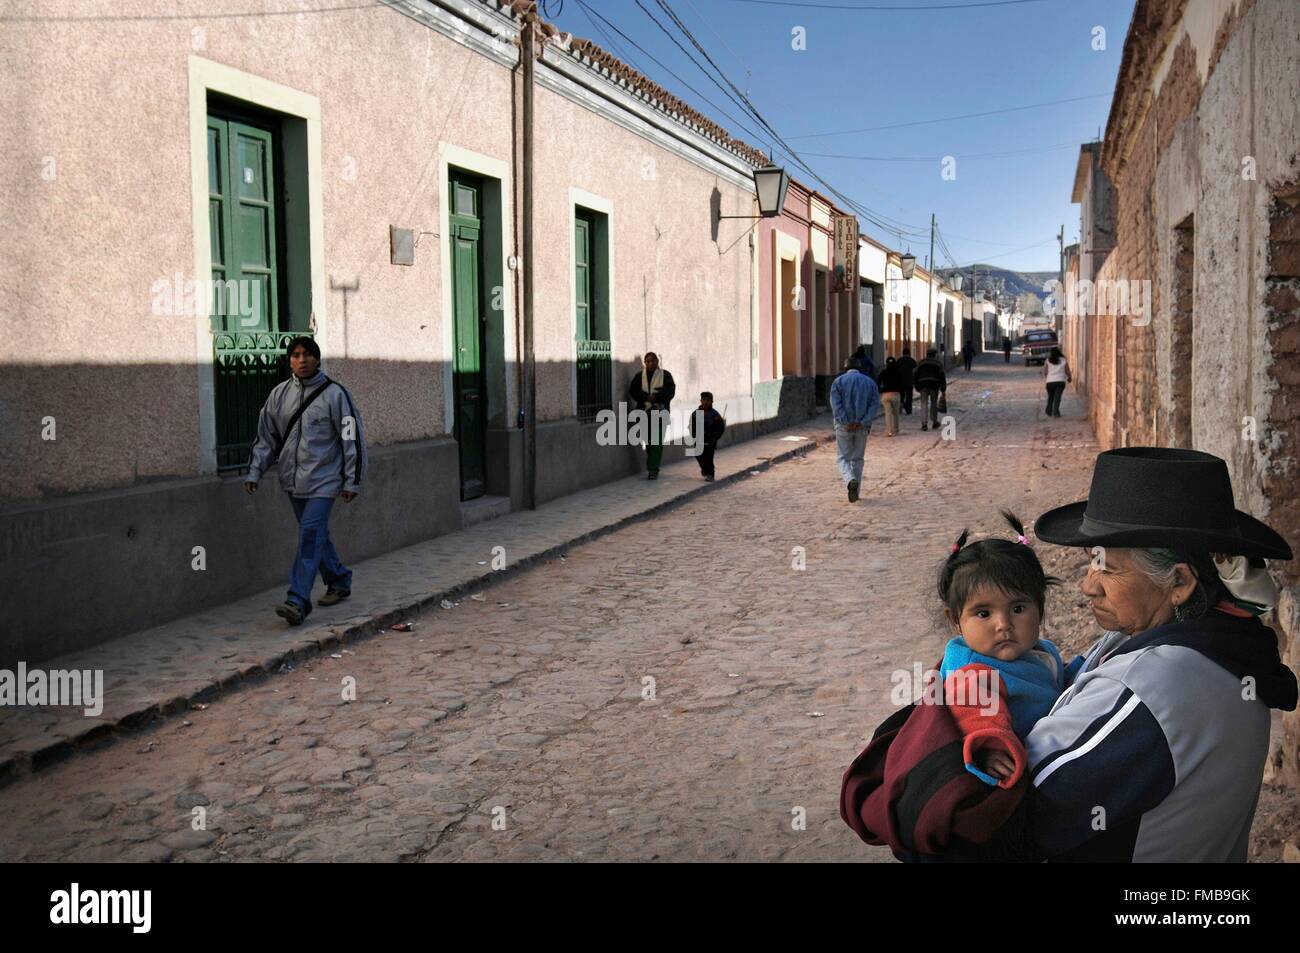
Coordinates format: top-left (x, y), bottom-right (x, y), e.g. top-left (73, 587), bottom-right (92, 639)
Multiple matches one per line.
top-left (1079, 548), bottom-right (1190, 635)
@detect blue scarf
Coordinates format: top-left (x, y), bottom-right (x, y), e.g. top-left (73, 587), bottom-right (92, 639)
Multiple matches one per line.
top-left (938, 637), bottom-right (1066, 738)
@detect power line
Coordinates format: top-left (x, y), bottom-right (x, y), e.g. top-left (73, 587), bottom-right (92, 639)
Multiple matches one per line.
top-left (724, 0), bottom-right (1051, 10)
top-left (800, 141), bottom-right (1080, 162)
top-left (646, 0), bottom-right (933, 238)
top-left (574, 0), bottom-right (776, 152)
top-left (786, 93), bottom-right (1111, 141)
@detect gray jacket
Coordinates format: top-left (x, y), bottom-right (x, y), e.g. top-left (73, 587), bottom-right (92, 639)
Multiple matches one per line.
top-left (247, 370), bottom-right (366, 498)
top-left (1015, 610), bottom-right (1294, 861)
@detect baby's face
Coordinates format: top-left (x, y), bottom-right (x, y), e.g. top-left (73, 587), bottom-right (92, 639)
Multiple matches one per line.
top-left (952, 585), bottom-right (1042, 661)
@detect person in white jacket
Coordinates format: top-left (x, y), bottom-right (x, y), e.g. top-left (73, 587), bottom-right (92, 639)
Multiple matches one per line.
top-left (244, 336), bottom-right (366, 625)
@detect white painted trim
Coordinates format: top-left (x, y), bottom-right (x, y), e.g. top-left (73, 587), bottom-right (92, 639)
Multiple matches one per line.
top-left (568, 187), bottom-right (616, 417)
top-left (438, 142), bottom-right (513, 435)
top-left (391, 1), bottom-right (758, 188)
top-left (187, 55), bottom-right (324, 475)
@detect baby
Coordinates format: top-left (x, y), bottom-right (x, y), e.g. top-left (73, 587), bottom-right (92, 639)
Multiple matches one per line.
top-left (934, 511), bottom-right (1082, 787)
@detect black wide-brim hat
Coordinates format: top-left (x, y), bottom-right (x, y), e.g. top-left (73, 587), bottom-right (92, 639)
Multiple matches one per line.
top-left (1035, 447), bottom-right (1293, 560)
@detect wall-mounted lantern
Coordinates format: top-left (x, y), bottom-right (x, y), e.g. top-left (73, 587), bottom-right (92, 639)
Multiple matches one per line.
top-left (717, 165), bottom-right (791, 222)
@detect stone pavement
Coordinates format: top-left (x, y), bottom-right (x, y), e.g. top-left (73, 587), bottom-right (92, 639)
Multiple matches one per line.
top-left (0, 357), bottom-right (1105, 861)
top-left (0, 416), bottom-right (835, 779)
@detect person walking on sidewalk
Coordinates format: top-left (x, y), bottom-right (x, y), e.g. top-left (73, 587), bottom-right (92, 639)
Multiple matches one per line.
top-left (626, 351), bottom-right (676, 479)
top-left (830, 356), bottom-right (881, 503)
top-left (962, 339), bottom-right (975, 373)
top-left (876, 356), bottom-right (904, 437)
top-left (852, 343), bottom-right (876, 381)
top-left (245, 336), bottom-right (367, 626)
top-left (1002, 335), bottom-right (1012, 363)
top-left (895, 347), bottom-right (917, 416)
top-left (1043, 346), bottom-right (1071, 417)
top-left (913, 347), bottom-right (947, 432)
top-left (688, 391), bottom-right (727, 481)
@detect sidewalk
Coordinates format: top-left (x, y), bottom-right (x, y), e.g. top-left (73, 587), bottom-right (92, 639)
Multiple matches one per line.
top-left (0, 414), bottom-right (835, 780)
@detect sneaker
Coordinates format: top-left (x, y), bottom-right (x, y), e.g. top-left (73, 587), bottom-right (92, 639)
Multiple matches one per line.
top-left (847, 480), bottom-right (859, 503)
top-left (274, 601), bottom-right (306, 626)
top-left (921, 424), bottom-right (928, 431)
top-left (317, 588), bottom-right (351, 607)
top-left (704, 474), bottom-right (715, 481)
top-left (648, 471), bottom-right (659, 480)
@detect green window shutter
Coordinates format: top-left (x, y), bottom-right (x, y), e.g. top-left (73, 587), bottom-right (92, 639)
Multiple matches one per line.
top-left (206, 117), bottom-right (231, 333)
top-left (228, 120), bottom-right (278, 333)
top-left (575, 211), bottom-right (592, 341)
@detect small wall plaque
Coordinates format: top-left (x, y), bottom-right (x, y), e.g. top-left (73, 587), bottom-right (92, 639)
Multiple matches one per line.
top-left (390, 226), bottom-right (414, 266)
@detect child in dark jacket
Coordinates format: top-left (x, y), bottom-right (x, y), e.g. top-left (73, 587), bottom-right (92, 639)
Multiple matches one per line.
top-left (689, 392), bottom-right (726, 481)
top-left (934, 511), bottom-right (1082, 788)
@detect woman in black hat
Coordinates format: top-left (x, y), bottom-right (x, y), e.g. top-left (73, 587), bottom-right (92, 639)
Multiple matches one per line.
top-left (846, 448), bottom-right (1296, 862)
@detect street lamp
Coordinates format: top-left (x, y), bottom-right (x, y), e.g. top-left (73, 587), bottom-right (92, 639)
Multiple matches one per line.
top-left (900, 252), bottom-right (916, 280)
top-left (752, 166), bottom-right (789, 217)
top-left (717, 165), bottom-right (790, 220)
top-left (949, 273), bottom-right (964, 292)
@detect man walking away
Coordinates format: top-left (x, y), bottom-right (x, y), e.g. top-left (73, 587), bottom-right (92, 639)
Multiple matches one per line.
top-left (830, 356), bottom-right (880, 503)
top-left (626, 351), bottom-right (676, 479)
top-left (245, 336), bottom-right (367, 626)
top-left (689, 391), bottom-right (726, 481)
top-left (896, 347), bottom-right (916, 416)
top-left (876, 356), bottom-right (904, 437)
top-left (962, 339), bottom-right (975, 373)
top-left (1002, 335), bottom-right (1012, 363)
top-left (913, 347), bottom-right (947, 432)
top-left (852, 343), bottom-right (876, 381)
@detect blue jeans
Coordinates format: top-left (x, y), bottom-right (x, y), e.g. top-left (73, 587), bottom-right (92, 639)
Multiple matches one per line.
top-left (834, 422), bottom-right (868, 486)
top-left (287, 495), bottom-right (352, 612)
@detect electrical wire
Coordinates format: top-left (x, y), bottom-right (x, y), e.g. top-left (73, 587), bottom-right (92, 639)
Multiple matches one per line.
top-left (786, 93), bottom-right (1111, 141)
top-left (723, 0), bottom-right (1051, 10)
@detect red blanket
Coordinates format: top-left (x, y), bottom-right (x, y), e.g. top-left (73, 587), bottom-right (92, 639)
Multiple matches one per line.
top-left (839, 675), bottom-right (1027, 860)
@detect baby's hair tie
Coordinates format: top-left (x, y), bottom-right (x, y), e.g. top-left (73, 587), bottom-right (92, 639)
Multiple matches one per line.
top-left (950, 543), bottom-right (960, 553)
top-left (1016, 534), bottom-right (1028, 544)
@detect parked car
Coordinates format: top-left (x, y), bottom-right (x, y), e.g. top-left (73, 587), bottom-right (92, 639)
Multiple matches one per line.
top-left (1021, 329), bottom-right (1059, 366)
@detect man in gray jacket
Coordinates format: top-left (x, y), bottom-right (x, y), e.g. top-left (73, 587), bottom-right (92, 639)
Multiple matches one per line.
top-left (244, 336), bottom-right (366, 625)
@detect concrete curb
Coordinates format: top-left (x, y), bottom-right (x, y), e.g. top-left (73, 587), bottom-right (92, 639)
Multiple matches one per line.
top-left (0, 425), bottom-right (838, 784)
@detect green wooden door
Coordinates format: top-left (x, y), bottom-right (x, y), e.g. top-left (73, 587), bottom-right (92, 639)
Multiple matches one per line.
top-left (450, 172), bottom-right (486, 501)
top-left (207, 116), bottom-right (278, 332)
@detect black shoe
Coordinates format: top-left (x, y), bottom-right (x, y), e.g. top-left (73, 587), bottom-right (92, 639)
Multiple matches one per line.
top-left (921, 424), bottom-right (928, 431)
top-left (847, 480), bottom-right (859, 503)
top-left (703, 474), bottom-right (715, 481)
top-left (317, 588), bottom-right (351, 607)
top-left (648, 471), bottom-right (659, 480)
top-left (275, 601), bottom-right (306, 626)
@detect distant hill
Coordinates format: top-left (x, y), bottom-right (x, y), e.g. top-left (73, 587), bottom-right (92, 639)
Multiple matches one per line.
top-left (937, 266), bottom-right (1057, 308)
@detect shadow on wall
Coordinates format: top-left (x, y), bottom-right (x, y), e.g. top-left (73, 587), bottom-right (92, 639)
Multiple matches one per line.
top-left (0, 356), bottom-right (817, 665)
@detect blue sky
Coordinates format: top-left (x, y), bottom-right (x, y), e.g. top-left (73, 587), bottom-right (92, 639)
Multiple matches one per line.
top-left (547, 0), bottom-right (1136, 272)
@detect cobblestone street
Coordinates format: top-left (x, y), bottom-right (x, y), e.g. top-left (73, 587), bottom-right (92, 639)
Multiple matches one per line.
top-left (0, 359), bottom-right (1104, 861)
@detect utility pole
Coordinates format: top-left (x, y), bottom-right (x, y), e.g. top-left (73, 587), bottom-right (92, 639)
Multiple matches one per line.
top-left (1057, 223), bottom-right (1066, 335)
top-left (927, 213), bottom-right (935, 356)
top-left (522, 14), bottom-right (537, 510)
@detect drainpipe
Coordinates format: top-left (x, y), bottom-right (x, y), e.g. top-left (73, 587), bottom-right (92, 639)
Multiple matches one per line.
top-left (521, 12), bottom-right (537, 510)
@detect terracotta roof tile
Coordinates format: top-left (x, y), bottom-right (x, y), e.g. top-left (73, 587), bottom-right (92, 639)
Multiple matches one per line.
top-left (478, 0), bottom-right (770, 168)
